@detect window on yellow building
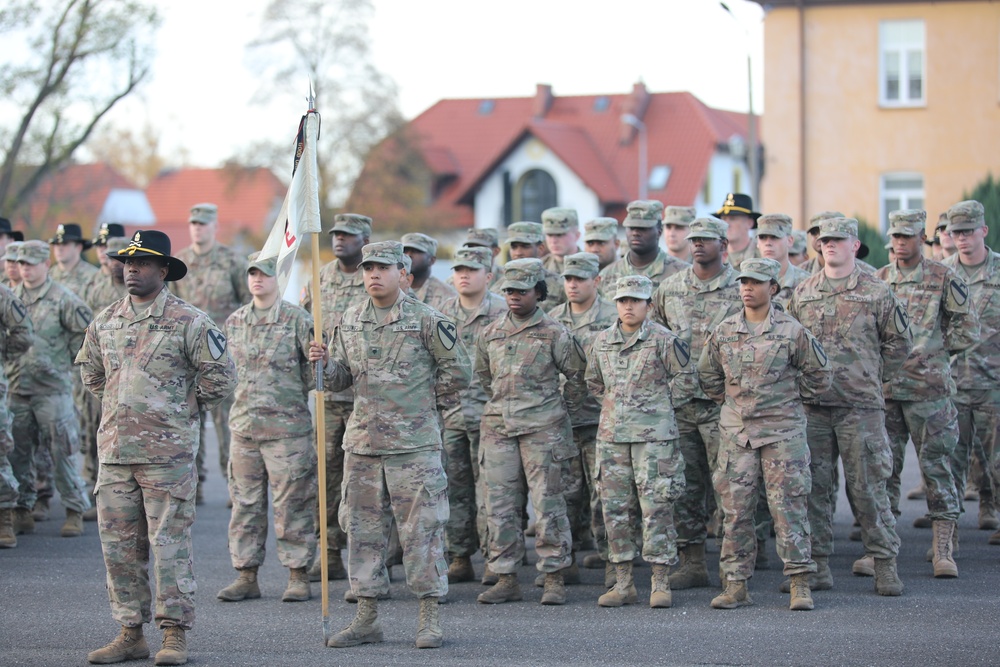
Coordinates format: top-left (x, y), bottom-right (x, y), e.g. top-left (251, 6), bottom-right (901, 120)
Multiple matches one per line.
top-left (880, 173), bottom-right (925, 231)
top-left (880, 20), bottom-right (925, 107)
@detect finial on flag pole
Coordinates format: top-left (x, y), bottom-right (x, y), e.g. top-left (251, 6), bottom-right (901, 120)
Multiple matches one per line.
top-left (307, 79), bottom-right (316, 113)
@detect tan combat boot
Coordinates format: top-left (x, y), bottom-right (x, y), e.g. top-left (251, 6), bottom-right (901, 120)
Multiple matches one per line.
top-left (604, 561), bottom-right (616, 589)
top-left (926, 529), bottom-right (959, 561)
top-left (481, 564), bottom-right (498, 586)
top-left (780, 554), bottom-right (832, 592)
top-left (873, 557), bottom-right (904, 596)
top-left (217, 567), bottom-right (261, 601)
top-left (477, 573), bottom-right (522, 604)
top-left (668, 543), bottom-right (709, 589)
top-left (61, 509), bottom-right (84, 537)
top-left (852, 555), bottom-right (875, 577)
top-left (912, 514), bottom-right (932, 528)
top-left (906, 482), bottom-right (926, 500)
top-left (788, 574), bottom-right (814, 611)
top-left (990, 529), bottom-right (1000, 546)
top-left (154, 626), bottom-right (186, 665)
top-left (32, 497), bottom-right (50, 521)
top-left (582, 553), bottom-right (604, 569)
top-left (597, 562), bottom-right (637, 607)
top-left (308, 549), bottom-right (347, 582)
top-left (979, 496), bottom-right (999, 530)
top-left (447, 556), bottom-right (475, 583)
top-left (931, 520), bottom-right (958, 578)
top-left (327, 597), bottom-right (384, 648)
top-left (711, 579), bottom-right (753, 609)
top-left (415, 597), bottom-right (443, 649)
top-left (87, 625), bottom-right (149, 664)
top-left (0, 508), bottom-right (16, 548)
top-left (282, 567), bottom-right (311, 602)
top-left (562, 555), bottom-right (581, 585)
top-left (540, 572), bottom-right (566, 605)
top-left (14, 507), bottom-right (34, 535)
top-left (649, 563), bottom-right (672, 608)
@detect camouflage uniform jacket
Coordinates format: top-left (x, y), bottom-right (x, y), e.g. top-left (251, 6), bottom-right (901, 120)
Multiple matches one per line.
top-left (586, 319), bottom-right (693, 443)
top-left (438, 291), bottom-right (508, 432)
top-left (698, 305), bottom-right (832, 449)
top-left (413, 275), bottom-right (457, 313)
top-left (489, 266), bottom-right (566, 311)
top-left (51, 259), bottom-right (98, 301)
top-left (11, 277), bottom-right (91, 396)
top-left (75, 286), bottom-right (237, 464)
top-left (943, 249), bottom-right (1000, 391)
top-left (726, 241), bottom-right (759, 270)
top-left (86, 271), bottom-right (127, 316)
top-left (598, 250), bottom-right (689, 300)
top-left (325, 291), bottom-right (471, 455)
top-left (0, 284), bottom-right (33, 372)
top-left (775, 262), bottom-right (811, 310)
top-left (651, 264), bottom-right (742, 403)
top-left (877, 257), bottom-right (979, 400)
top-left (788, 265), bottom-right (913, 409)
top-left (226, 299), bottom-right (316, 439)
top-left (173, 243), bottom-right (252, 328)
top-left (476, 307), bottom-right (587, 438)
top-left (802, 256), bottom-right (877, 275)
top-left (548, 297), bottom-right (618, 427)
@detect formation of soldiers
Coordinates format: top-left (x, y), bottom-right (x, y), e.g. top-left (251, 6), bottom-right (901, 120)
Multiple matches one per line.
top-left (0, 189), bottom-right (996, 663)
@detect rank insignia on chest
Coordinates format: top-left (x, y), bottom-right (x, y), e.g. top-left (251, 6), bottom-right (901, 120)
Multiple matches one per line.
top-left (368, 346), bottom-right (381, 359)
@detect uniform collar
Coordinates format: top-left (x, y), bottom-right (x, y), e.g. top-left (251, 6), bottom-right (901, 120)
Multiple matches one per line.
top-left (499, 306), bottom-right (546, 334)
top-left (359, 290), bottom-right (407, 326)
top-left (817, 264), bottom-right (863, 293)
top-left (17, 276), bottom-right (54, 304)
top-left (116, 285), bottom-right (169, 322)
top-left (685, 263), bottom-right (736, 292)
top-left (735, 305), bottom-right (776, 334)
top-left (884, 257), bottom-right (926, 285)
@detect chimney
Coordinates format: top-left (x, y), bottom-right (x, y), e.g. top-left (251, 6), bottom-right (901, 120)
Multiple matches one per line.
top-left (533, 83), bottom-right (553, 119)
top-left (619, 81), bottom-right (651, 144)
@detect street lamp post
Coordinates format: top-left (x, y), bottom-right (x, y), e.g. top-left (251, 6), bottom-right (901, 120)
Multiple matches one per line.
top-left (621, 113), bottom-right (647, 200)
top-left (721, 2), bottom-right (757, 204)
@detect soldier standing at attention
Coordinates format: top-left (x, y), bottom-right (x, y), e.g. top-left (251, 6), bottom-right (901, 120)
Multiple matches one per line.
top-left (788, 217), bottom-right (912, 596)
top-left (715, 193), bottom-right (760, 270)
top-left (755, 214), bottom-right (811, 310)
top-left (174, 203), bottom-right (251, 504)
top-left (475, 258), bottom-right (587, 607)
top-left (78, 230), bottom-right (237, 665)
top-left (460, 228), bottom-right (503, 291)
top-left (937, 213), bottom-right (958, 260)
top-left (541, 207), bottom-right (581, 275)
top-left (598, 200), bottom-right (688, 300)
top-left (401, 232), bottom-right (456, 312)
top-left (587, 275), bottom-right (692, 608)
top-left (582, 218), bottom-right (620, 271)
top-left (310, 241), bottom-right (470, 650)
top-left (699, 258), bottom-right (831, 611)
top-left (788, 230), bottom-right (809, 267)
top-left (0, 279), bottom-right (33, 548)
top-left (50, 223), bottom-right (99, 299)
top-left (498, 222), bottom-right (566, 309)
top-left (4, 241), bottom-right (22, 288)
top-left (662, 206), bottom-right (695, 263)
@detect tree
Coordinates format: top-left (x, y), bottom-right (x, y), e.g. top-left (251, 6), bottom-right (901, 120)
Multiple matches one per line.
top-left (85, 119), bottom-right (179, 188)
top-left (963, 173), bottom-right (1000, 250)
top-left (854, 216), bottom-right (889, 269)
top-left (0, 0), bottom-right (160, 215)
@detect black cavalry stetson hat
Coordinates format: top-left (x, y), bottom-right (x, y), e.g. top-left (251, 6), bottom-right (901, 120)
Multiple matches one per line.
top-left (50, 223), bottom-right (93, 250)
top-left (92, 223), bottom-right (125, 247)
top-left (110, 230), bottom-right (188, 282)
top-left (715, 193), bottom-right (761, 228)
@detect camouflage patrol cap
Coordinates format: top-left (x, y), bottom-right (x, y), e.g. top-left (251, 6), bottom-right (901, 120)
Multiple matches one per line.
top-left (507, 221), bottom-right (544, 245)
top-left (4, 241), bottom-right (23, 262)
top-left (329, 213), bottom-right (372, 237)
top-left (561, 252), bottom-right (600, 279)
top-left (465, 227), bottom-right (500, 248)
top-left (888, 209), bottom-right (926, 236)
top-left (789, 230), bottom-right (808, 256)
top-left (756, 213), bottom-right (793, 238)
top-left (542, 207), bottom-right (579, 234)
top-left (935, 212), bottom-right (949, 232)
top-left (400, 253), bottom-right (412, 273)
top-left (247, 251), bottom-right (277, 277)
top-left (624, 200), bottom-right (665, 228)
top-left (737, 257), bottom-right (781, 283)
top-left (452, 246), bottom-right (493, 271)
top-left (686, 217), bottom-right (729, 240)
top-left (17, 240), bottom-right (51, 265)
top-left (664, 206), bottom-right (696, 227)
top-left (106, 237), bottom-right (130, 253)
top-left (818, 217), bottom-right (859, 240)
top-left (583, 218), bottom-right (618, 242)
top-left (189, 203), bottom-right (218, 225)
top-left (401, 232), bottom-right (439, 257)
top-left (947, 200), bottom-right (986, 232)
top-left (499, 258), bottom-right (544, 291)
top-left (361, 240), bottom-right (405, 266)
top-left (807, 210), bottom-right (844, 233)
top-left (614, 275), bottom-right (654, 301)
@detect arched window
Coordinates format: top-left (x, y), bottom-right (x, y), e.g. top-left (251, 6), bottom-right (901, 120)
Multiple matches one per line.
top-left (514, 169), bottom-right (557, 223)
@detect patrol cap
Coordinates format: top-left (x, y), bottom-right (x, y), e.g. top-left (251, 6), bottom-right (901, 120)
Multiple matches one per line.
top-left (247, 251), bottom-right (277, 277)
top-left (464, 227), bottom-right (499, 248)
top-left (807, 210), bottom-right (844, 234)
top-left (329, 213), bottom-right (372, 237)
top-left (614, 275), bottom-right (654, 301)
top-left (112, 230), bottom-right (188, 281)
top-left (400, 253), bottom-right (412, 273)
top-left (888, 209), bottom-right (926, 236)
top-left (664, 206), bottom-right (696, 227)
top-left (17, 240), bottom-right (51, 265)
top-left (947, 200), bottom-right (986, 232)
top-left (541, 207), bottom-right (579, 235)
top-left (561, 252), bottom-right (600, 279)
top-left (499, 258), bottom-right (544, 291)
top-left (624, 200), bottom-right (665, 228)
top-left (686, 217), bottom-right (729, 240)
top-left (188, 203), bottom-right (218, 225)
top-left (50, 223), bottom-right (92, 249)
top-left (818, 217), bottom-right (859, 240)
top-left (451, 246), bottom-right (493, 271)
top-left (737, 257), bottom-right (781, 283)
top-left (401, 232), bottom-right (439, 257)
top-left (507, 221), bottom-right (544, 245)
top-left (4, 241), bottom-right (23, 262)
top-left (106, 237), bottom-right (130, 253)
top-left (935, 212), bottom-right (949, 232)
top-left (93, 223), bottom-right (125, 247)
top-left (583, 218), bottom-right (618, 242)
top-left (756, 213), bottom-right (793, 238)
top-left (361, 240), bottom-right (405, 266)
top-left (789, 230), bottom-right (808, 256)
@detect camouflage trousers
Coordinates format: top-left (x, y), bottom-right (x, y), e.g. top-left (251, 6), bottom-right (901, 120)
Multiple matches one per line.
top-left (575, 424), bottom-right (607, 559)
top-left (0, 388), bottom-right (17, 508)
top-left (195, 392), bottom-right (233, 484)
top-left (442, 427), bottom-right (486, 559)
top-left (227, 432), bottom-right (317, 570)
top-left (597, 439), bottom-right (683, 565)
top-left (96, 462), bottom-right (197, 630)
top-left (563, 425), bottom-right (595, 552)
top-left (32, 434), bottom-right (54, 503)
top-left (481, 418), bottom-right (574, 574)
top-left (885, 398), bottom-right (961, 522)
top-left (714, 433), bottom-right (816, 580)
top-left (340, 449), bottom-right (448, 599)
top-left (805, 405), bottom-right (899, 559)
top-left (952, 390), bottom-right (1000, 509)
top-left (9, 392), bottom-right (90, 513)
top-left (80, 388), bottom-right (102, 488)
top-left (316, 399), bottom-right (350, 551)
top-left (673, 399), bottom-right (722, 548)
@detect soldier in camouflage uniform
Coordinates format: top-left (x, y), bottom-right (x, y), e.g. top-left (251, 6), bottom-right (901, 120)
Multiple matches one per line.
top-left (788, 230), bottom-right (809, 267)
top-left (173, 203), bottom-right (252, 502)
top-left (663, 206), bottom-right (695, 264)
top-left (582, 218), bottom-right (621, 271)
top-left (4, 241), bottom-right (22, 288)
top-left (755, 214), bottom-right (811, 310)
top-left (78, 229), bottom-right (237, 665)
top-left (587, 275), bottom-right (692, 608)
top-left (541, 207), bottom-right (581, 275)
top-left (217, 253), bottom-right (318, 605)
top-left (938, 212), bottom-right (958, 260)
top-left (800, 211), bottom-right (878, 276)
top-left (716, 193), bottom-right (760, 270)
top-left (651, 218), bottom-right (742, 590)
top-left (401, 233), bottom-right (457, 312)
top-left (494, 222), bottom-right (566, 310)
top-left (0, 280), bottom-right (33, 548)
top-left (788, 217), bottom-right (912, 596)
top-left (0, 217), bottom-right (21, 288)
top-left (700, 258), bottom-right (830, 611)
top-left (459, 227), bottom-right (503, 291)
top-left (475, 258), bottom-right (587, 607)
top-left (598, 200), bottom-right (688, 300)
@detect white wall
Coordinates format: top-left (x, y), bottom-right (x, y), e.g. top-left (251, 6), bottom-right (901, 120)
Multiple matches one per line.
top-left (695, 152), bottom-right (752, 217)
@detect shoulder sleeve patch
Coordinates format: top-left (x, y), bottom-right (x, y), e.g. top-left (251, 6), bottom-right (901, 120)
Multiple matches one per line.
top-left (949, 279), bottom-right (969, 307)
top-left (673, 338), bottom-right (691, 367)
top-left (894, 304), bottom-right (910, 334)
top-left (10, 298), bottom-right (25, 324)
top-left (436, 320), bottom-right (458, 350)
top-left (207, 328), bottom-right (227, 361)
top-left (76, 306), bottom-right (91, 329)
top-left (812, 338), bottom-right (829, 367)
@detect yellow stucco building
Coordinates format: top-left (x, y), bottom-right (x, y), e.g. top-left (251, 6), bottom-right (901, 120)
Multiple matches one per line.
top-left (754, 0), bottom-right (1000, 234)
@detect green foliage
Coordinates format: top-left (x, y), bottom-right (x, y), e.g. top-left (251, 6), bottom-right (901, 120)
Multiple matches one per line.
top-left (963, 173), bottom-right (1000, 250)
top-left (854, 216), bottom-right (889, 269)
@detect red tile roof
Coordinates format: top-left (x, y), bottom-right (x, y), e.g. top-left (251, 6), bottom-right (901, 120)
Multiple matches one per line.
top-left (18, 163), bottom-right (136, 238)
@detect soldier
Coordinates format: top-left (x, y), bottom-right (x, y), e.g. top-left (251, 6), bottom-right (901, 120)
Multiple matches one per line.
top-left (598, 200), bottom-right (688, 299)
top-left (651, 218), bottom-right (742, 590)
top-left (78, 230), bottom-right (237, 666)
top-left (8, 240), bottom-right (92, 538)
top-left (937, 212), bottom-right (957, 259)
top-left (547, 252), bottom-right (618, 586)
top-left (475, 258), bottom-right (587, 607)
top-left (716, 193), bottom-right (760, 269)
top-left (0, 217), bottom-right (21, 283)
top-left (401, 232), bottom-right (456, 312)
top-left (87, 237), bottom-right (129, 314)
top-left (173, 203), bottom-right (252, 503)
top-left (497, 221), bottom-right (566, 309)
top-left (788, 230), bottom-right (809, 267)
top-left (309, 240), bottom-right (469, 649)
top-left (788, 217), bottom-right (912, 596)
top-left (461, 227), bottom-right (503, 291)
top-left (217, 253), bottom-right (317, 604)
top-left (800, 211), bottom-right (877, 275)
top-left (0, 280), bottom-right (33, 548)
top-left (699, 258), bottom-right (831, 611)
top-left (874, 209), bottom-right (976, 578)
top-left (755, 213), bottom-right (811, 309)
top-left (49, 223), bottom-right (99, 299)
top-left (662, 205), bottom-right (695, 263)
top-left (4, 241), bottom-right (22, 288)
top-left (587, 274), bottom-right (691, 608)
top-left (541, 207), bottom-right (581, 274)
top-left (582, 218), bottom-right (620, 270)
top-left (437, 246), bottom-right (507, 585)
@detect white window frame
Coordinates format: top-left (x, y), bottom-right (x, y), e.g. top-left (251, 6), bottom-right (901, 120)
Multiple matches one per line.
top-left (880, 172), bottom-right (925, 232)
top-left (879, 20), bottom-right (926, 108)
